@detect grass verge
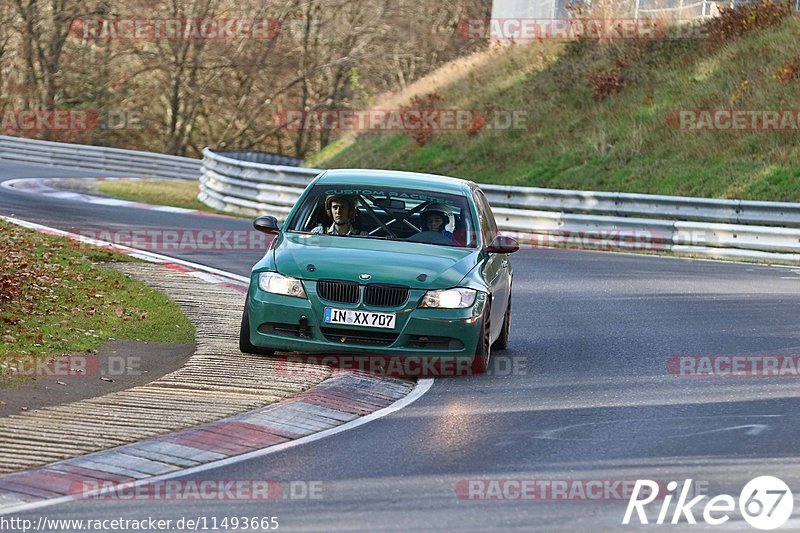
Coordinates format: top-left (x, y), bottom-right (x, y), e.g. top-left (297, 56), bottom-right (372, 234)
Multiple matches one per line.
top-left (0, 219), bottom-right (195, 383)
top-left (313, 10), bottom-right (800, 202)
top-left (97, 179), bottom-right (240, 216)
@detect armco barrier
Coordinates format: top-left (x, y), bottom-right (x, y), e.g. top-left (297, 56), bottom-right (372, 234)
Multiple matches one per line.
top-left (197, 149), bottom-right (800, 263)
top-left (0, 136), bottom-right (797, 264)
top-left (479, 184), bottom-right (800, 228)
top-left (0, 135), bottom-right (200, 179)
top-left (198, 148), bottom-right (318, 218)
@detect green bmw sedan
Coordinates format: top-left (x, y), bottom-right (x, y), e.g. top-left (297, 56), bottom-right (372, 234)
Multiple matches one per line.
top-left (240, 169), bottom-right (518, 374)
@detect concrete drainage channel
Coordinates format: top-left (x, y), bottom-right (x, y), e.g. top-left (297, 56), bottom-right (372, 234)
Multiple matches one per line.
top-left (0, 241), bottom-right (418, 514)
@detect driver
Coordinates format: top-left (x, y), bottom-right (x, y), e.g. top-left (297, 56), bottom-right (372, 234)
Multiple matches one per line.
top-left (420, 203), bottom-right (454, 240)
top-left (312, 194), bottom-right (365, 235)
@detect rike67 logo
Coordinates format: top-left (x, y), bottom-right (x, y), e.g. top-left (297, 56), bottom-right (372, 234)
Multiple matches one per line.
top-left (623, 477), bottom-right (793, 530)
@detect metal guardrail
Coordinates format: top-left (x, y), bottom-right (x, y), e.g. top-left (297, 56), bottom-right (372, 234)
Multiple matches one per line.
top-left (0, 135), bottom-right (200, 179)
top-left (0, 137), bottom-right (796, 263)
top-left (199, 148), bottom-right (800, 263)
top-left (214, 151), bottom-right (304, 167)
top-left (198, 148), bottom-right (319, 218)
top-left (480, 184), bottom-right (800, 227)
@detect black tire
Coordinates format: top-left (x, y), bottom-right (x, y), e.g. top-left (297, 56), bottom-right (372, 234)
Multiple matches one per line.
top-left (471, 303), bottom-right (491, 374)
top-left (492, 294), bottom-right (511, 351)
top-left (239, 305), bottom-right (275, 356)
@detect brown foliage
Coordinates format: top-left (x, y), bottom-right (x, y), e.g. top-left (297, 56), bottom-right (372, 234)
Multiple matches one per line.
top-left (583, 42), bottom-right (646, 102)
top-left (401, 92), bottom-right (443, 147)
top-left (0, 227), bottom-right (64, 338)
top-left (775, 59), bottom-right (800, 84)
top-left (706, 0), bottom-right (794, 43)
top-left (586, 67), bottom-right (628, 101)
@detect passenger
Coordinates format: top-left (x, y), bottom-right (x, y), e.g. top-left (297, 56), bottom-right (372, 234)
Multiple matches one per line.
top-left (420, 203), bottom-right (454, 240)
top-left (311, 194), bottom-right (365, 235)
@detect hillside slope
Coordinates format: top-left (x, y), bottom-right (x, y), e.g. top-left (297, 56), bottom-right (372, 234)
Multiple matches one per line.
top-left (310, 12), bottom-right (800, 201)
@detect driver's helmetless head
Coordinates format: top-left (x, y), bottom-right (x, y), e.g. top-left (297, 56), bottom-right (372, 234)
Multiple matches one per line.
top-left (331, 199), bottom-right (352, 224)
top-left (325, 195), bottom-right (358, 224)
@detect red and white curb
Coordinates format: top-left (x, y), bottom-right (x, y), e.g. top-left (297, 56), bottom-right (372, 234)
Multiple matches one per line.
top-left (0, 371), bottom-right (430, 514)
top-left (0, 214), bottom-right (434, 515)
top-left (1, 177), bottom-right (234, 219)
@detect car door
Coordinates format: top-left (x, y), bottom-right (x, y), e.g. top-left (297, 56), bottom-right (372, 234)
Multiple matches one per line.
top-left (473, 189), bottom-right (508, 340)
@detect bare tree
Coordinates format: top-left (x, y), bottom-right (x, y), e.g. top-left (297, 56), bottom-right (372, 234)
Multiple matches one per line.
top-left (0, 3), bottom-right (17, 110)
top-left (12, 0), bottom-right (87, 112)
top-left (3, 0), bottom-right (490, 155)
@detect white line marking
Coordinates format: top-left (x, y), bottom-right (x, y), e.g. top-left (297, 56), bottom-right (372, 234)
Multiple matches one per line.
top-left (90, 197), bottom-right (139, 206)
top-left (535, 415), bottom-right (782, 441)
top-left (0, 178), bottom-right (36, 191)
top-left (0, 378), bottom-right (434, 516)
top-left (0, 213), bottom-right (436, 516)
top-left (3, 177), bottom-right (232, 218)
top-left (680, 424), bottom-right (769, 437)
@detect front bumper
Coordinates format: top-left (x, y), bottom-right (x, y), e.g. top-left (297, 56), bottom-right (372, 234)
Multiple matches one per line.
top-left (246, 279), bottom-right (487, 359)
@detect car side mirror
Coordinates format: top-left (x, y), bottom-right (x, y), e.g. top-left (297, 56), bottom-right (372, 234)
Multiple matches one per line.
top-left (254, 215), bottom-right (281, 234)
top-left (486, 234), bottom-right (519, 254)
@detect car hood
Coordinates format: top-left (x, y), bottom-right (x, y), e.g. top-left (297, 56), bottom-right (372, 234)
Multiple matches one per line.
top-left (273, 233), bottom-right (479, 289)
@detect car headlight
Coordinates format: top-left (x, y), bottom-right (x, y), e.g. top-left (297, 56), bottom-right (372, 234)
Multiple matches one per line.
top-left (419, 288), bottom-right (477, 309)
top-left (258, 272), bottom-right (306, 298)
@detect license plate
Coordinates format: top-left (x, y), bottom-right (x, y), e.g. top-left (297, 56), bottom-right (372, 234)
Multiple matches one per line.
top-left (323, 308), bottom-right (396, 329)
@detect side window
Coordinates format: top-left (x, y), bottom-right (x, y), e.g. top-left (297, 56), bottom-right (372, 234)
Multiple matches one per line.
top-left (473, 190), bottom-right (498, 245)
top-left (288, 192), bottom-right (318, 232)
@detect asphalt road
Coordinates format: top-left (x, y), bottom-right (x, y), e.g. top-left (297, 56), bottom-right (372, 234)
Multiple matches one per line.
top-left (0, 161), bottom-right (263, 275)
top-left (3, 161), bottom-right (800, 532)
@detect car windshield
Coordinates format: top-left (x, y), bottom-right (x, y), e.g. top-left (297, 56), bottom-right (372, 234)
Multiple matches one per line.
top-left (285, 184), bottom-right (478, 248)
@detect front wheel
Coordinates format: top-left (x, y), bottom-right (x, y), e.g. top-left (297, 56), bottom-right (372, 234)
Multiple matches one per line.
top-left (471, 303), bottom-right (491, 374)
top-left (492, 294), bottom-right (511, 351)
top-left (239, 305), bottom-right (275, 356)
